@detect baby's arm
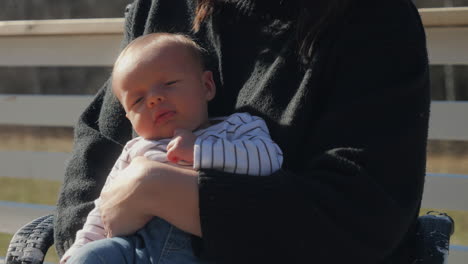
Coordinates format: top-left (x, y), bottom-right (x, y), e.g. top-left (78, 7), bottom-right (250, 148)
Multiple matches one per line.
top-left (194, 113), bottom-right (283, 176)
top-left (166, 129), bottom-right (196, 164)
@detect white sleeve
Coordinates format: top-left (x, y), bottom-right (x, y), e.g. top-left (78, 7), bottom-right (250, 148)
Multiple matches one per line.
top-left (194, 114), bottom-right (283, 176)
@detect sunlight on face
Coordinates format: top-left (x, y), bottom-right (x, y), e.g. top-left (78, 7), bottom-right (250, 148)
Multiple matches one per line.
top-left (112, 37), bottom-right (216, 140)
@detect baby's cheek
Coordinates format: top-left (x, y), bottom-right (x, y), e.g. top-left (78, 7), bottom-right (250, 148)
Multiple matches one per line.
top-left (132, 120), bottom-right (145, 136)
top-left (135, 123), bottom-right (154, 139)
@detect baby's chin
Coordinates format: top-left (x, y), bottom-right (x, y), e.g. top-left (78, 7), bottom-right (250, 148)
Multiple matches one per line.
top-left (139, 128), bottom-right (179, 140)
top-left (141, 133), bottom-right (171, 140)
top-left (137, 130), bottom-right (168, 140)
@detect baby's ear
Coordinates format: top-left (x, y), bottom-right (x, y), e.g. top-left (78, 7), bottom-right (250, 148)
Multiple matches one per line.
top-left (202, 70), bottom-right (216, 101)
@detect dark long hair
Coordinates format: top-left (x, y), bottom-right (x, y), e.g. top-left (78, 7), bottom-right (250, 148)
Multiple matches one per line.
top-left (192, 0), bottom-right (350, 63)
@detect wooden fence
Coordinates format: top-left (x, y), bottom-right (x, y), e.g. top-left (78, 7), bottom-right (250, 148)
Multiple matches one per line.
top-left (0, 7), bottom-right (468, 263)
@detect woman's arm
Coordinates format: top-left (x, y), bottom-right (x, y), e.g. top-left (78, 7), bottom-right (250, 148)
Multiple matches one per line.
top-left (99, 157), bottom-right (202, 237)
top-left (195, 2), bottom-right (430, 264)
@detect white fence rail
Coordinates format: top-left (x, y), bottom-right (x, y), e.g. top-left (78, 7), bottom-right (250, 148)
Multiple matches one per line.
top-left (426, 27), bottom-right (468, 64)
top-left (429, 101), bottom-right (468, 141)
top-left (0, 151), bottom-right (70, 181)
top-left (419, 7), bottom-right (468, 27)
top-left (0, 8), bottom-right (467, 66)
top-left (422, 174), bottom-right (468, 211)
top-left (0, 98), bottom-right (466, 180)
top-left (0, 18), bottom-right (123, 66)
top-left (421, 7), bottom-right (468, 64)
top-left (1, 7), bottom-right (468, 263)
top-left (0, 95), bottom-right (92, 127)
top-left (0, 35), bottom-right (122, 66)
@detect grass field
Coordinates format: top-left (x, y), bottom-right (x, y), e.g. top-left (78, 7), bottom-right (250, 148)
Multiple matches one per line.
top-left (0, 177), bottom-right (62, 261)
top-left (0, 177), bottom-right (61, 205)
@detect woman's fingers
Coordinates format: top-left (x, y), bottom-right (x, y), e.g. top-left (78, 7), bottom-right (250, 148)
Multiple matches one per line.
top-left (98, 158), bottom-right (156, 236)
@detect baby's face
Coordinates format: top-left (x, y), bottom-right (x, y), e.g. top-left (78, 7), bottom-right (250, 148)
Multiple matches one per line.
top-left (113, 42), bottom-right (215, 140)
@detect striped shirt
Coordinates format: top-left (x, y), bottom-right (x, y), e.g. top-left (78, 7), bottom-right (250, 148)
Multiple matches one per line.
top-left (61, 112), bottom-right (283, 263)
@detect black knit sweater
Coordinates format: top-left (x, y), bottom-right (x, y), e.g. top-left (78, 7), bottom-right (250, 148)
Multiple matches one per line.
top-left (54, 0), bottom-right (430, 263)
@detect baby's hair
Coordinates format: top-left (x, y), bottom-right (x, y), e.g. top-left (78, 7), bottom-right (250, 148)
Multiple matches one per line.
top-left (113, 33), bottom-right (206, 74)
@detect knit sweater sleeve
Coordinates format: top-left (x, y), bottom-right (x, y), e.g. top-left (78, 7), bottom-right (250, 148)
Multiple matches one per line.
top-left (196, 2), bottom-right (430, 263)
top-left (53, 84), bottom-right (129, 257)
top-left (53, 0), bottom-right (198, 257)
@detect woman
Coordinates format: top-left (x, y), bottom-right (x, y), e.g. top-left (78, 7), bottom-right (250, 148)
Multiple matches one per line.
top-left (55, 0), bottom-right (430, 263)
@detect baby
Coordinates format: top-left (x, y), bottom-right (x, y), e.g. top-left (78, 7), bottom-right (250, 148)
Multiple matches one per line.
top-left (62, 33), bottom-right (283, 264)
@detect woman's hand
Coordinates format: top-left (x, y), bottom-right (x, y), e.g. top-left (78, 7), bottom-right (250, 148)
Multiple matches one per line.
top-left (100, 156), bottom-right (153, 237)
top-left (100, 156), bottom-right (202, 238)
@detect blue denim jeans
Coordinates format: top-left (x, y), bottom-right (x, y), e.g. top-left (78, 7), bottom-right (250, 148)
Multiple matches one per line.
top-left (67, 217), bottom-right (208, 264)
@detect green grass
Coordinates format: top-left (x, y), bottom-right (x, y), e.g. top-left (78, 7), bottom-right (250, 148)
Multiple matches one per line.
top-left (0, 177), bottom-right (61, 206)
top-left (0, 232), bottom-right (60, 263)
top-left (0, 232), bottom-right (11, 259)
top-left (0, 177), bottom-right (62, 262)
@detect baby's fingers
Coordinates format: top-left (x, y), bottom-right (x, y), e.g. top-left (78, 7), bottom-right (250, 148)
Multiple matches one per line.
top-left (166, 147), bottom-right (180, 163)
top-left (167, 138), bottom-right (176, 151)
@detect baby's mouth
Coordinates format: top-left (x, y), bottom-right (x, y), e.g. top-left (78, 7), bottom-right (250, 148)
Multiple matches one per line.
top-left (154, 110), bottom-right (176, 124)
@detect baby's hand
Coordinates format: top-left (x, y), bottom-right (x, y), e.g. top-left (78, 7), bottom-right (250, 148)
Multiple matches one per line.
top-left (167, 129), bottom-right (196, 164)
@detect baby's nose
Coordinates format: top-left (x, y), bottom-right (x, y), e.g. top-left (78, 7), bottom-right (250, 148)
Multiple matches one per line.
top-left (147, 92), bottom-right (163, 107)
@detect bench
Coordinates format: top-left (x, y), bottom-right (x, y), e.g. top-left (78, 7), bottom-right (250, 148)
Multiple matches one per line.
top-left (1, 7), bottom-right (468, 263)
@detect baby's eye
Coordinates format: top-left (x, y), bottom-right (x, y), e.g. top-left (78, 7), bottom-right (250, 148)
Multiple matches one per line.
top-left (133, 97), bottom-right (143, 105)
top-left (165, 80), bottom-right (178, 86)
